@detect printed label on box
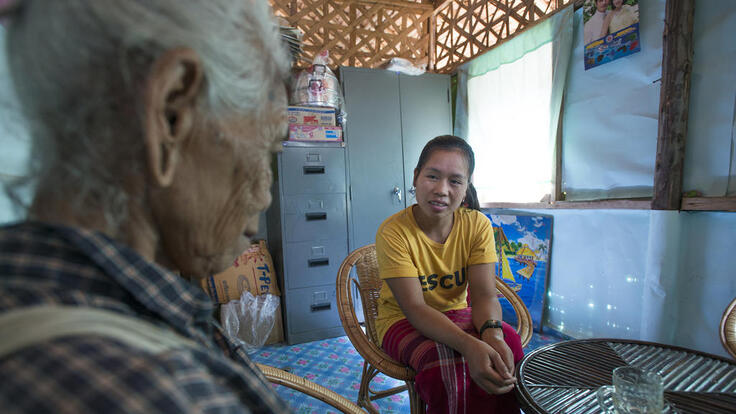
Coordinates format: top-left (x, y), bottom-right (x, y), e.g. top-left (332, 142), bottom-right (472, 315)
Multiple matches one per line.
top-left (288, 124), bottom-right (342, 141)
top-left (287, 106), bottom-right (336, 126)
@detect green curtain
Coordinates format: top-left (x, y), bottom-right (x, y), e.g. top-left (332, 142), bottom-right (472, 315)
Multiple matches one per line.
top-left (467, 6), bottom-right (573, 79)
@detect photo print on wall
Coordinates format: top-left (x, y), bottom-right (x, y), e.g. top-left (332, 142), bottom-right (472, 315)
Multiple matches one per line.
top-left (583, 0), bottom-right (641, 70)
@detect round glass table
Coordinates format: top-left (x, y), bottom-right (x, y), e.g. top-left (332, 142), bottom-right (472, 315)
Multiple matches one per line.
top-left (515, 338), bottom-right (736, 413)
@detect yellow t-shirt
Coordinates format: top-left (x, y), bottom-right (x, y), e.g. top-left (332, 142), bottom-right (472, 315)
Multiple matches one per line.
top-left (374, 206), bottom-right (498, 344)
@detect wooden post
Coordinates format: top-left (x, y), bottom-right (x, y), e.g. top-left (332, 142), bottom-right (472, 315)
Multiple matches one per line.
top-left (350, 3), bottom-right (356, 67)
top-left (551, 96), bottom-right (565, 202)
top-left (651, 0), bottom-right (695, 210)
top-left (322, 0), bottom-right (328, 53)
top-left (429, 9), bottom-right (436, 71)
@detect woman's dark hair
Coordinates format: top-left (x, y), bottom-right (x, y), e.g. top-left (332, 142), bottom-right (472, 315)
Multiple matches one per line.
top-left (414, 135), bottom-right (480, 211)
top-left (462, 182), bottom-right (480, 211)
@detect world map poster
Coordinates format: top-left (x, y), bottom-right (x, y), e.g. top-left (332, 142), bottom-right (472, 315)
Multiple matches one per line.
top-left (484, 211), bottom-right (552, 333)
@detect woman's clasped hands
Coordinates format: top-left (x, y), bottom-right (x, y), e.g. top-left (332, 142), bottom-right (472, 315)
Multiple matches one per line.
top-left (461, 333), bottom-right (517, 395)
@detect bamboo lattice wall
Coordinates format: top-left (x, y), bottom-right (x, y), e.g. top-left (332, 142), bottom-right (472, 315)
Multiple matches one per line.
top-left (270, 0), bottom-right (433, 70)
top-left (271, 0), bottom-right (575, 73)
top-left (434, 0), bottom-right (574, 72)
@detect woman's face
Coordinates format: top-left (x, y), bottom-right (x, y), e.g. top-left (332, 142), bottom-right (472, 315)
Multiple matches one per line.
top-left (412, 149), bottom-right (469, 223)
top-left (612, 0), bottom-right (623, 9)
top-left (152, 85), bottom-right (287, 277)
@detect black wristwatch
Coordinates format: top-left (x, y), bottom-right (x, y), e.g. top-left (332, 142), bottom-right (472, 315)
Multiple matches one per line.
top-left (479, 319), bottom-right (503, 337)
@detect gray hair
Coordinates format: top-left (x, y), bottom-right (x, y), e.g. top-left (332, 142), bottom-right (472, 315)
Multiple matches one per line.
top-left (4, 0), bottom-right (289, 231)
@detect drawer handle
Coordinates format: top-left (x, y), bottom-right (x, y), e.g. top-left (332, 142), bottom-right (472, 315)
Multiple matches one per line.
top-left (310, 303), bottom-right (331, 312)
top-left (308, 258), bottom-right (329, 267)
top-left (303, 166), bottom-right (325, 175)
top-left (305, 212), bottom-right (327, 221)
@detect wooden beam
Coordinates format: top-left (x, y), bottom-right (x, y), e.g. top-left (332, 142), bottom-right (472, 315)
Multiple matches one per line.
top-left (479, 196), bottom-right (736, 211)
top-left (551, 95), bottom-right (565, 202)
top-left (481, 199), bottom-right (652, 210)
top-left (429, 9), bottom-right (436, 70)
top-left (681, 197), bottom-right (736, 212)
top-left (651, 0), bottom-right (695, 210)
top-left (349, 3), bottom-right (356, 67)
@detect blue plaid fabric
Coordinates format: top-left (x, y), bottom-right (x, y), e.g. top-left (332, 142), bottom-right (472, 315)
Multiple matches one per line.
top-left (0, 222), bottom-right (289, 414)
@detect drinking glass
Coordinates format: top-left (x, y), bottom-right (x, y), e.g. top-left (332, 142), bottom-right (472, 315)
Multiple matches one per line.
top-left (596, 366), bottom-right (664, 414)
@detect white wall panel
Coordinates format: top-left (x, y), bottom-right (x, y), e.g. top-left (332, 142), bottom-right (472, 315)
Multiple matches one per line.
top-left (521, 209), bottom-right (651, 339)
top-left (683, 1), bottom-right (736, 196)
top-left (676, 211), bottom-right (736, 358)
top-left (561, 1), bottom-right (664, 200)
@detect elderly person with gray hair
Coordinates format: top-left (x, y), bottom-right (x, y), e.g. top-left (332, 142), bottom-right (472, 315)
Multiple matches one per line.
top-left (0, 0), bottom-right (291, 412)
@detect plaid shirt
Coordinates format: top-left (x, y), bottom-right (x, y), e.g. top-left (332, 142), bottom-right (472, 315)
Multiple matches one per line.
top-left (0, 222), bottom-right (290, 414)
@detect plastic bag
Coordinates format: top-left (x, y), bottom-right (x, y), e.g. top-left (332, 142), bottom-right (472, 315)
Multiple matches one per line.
top-left (381, 57), bottom-right (426, 76)
top-left (221, 291), bottom-right (279, 354)
top-left (290, 50), bottom-right (347, 127)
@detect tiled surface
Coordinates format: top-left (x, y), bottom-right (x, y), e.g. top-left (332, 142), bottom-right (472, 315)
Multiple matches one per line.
top-left (250, 329), bottom-right (572, 413)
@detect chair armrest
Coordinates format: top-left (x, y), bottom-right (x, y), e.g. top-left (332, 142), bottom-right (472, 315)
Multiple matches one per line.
top-left (496, 276), bottom-right (533, 348)
top-left (256, 363), bottom-right (366, 413)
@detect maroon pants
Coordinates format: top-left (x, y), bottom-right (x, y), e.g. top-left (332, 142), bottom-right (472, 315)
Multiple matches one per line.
top-left (381, 308), bottom-right (523, 414)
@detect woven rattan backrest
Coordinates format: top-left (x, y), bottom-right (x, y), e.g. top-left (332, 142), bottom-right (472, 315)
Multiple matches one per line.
top-left (354, 246), bottom-right (382, 345)
top-left (721, 297), bottom-right (736, 360)
top-left (336, 244), bottom-right (417, 383)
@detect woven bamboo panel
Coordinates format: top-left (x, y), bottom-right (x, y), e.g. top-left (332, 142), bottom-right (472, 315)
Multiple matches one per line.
top-left (271, 0), bottom-right (575, 73)
top-left (270, 0), bottom-right (433, 70)
top-left (434, 0), bottom-right (574, 73)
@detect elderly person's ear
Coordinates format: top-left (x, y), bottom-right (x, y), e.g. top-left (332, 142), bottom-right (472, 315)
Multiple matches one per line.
top-left (143, 48), bottom-right (203, 187)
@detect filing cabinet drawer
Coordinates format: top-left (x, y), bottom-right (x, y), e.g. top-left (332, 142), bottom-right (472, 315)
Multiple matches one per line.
top-left (283, 193), bottom-right (347, 242)
top-left (284, 239), bottom-right (348, 290)
top-left (284, 285), bottom-right (341, 335)
top-left (281, 147), bottom-right (346, 195)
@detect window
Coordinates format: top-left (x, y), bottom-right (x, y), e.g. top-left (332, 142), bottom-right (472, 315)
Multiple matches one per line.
top-left (458, 7), bottom-right (572, 205)
top-left (468, 43), bottom-right (554, 203)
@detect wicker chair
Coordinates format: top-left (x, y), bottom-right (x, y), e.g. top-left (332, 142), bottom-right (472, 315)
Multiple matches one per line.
top-left (336, 244), bottom-right (533, 414)
top-left (720, 297), bottom-right (736, 360)
top-left (256, 363), bottom-right (365, 413)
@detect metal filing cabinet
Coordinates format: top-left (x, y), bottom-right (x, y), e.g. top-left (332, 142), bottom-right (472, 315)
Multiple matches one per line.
top-left (340, 67), bottom-right (452, 251)
top-left (267, 143), bottom-right (349, 344)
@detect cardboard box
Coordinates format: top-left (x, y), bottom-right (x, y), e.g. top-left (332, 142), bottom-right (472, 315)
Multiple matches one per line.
top-left (200, 240), bottom-right (281, 304)
top-left (199, 241), bottom-right (285, 345)
top-left (288, 124), bottom-right (342, 142)
top-left (287, 105), bottom-right (336, 126)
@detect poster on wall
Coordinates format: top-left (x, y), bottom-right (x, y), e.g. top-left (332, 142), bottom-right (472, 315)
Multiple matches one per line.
top-left (484, 211), bottom-right (552, 333)
top-left (583, 0), bottom-right (641, 70)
